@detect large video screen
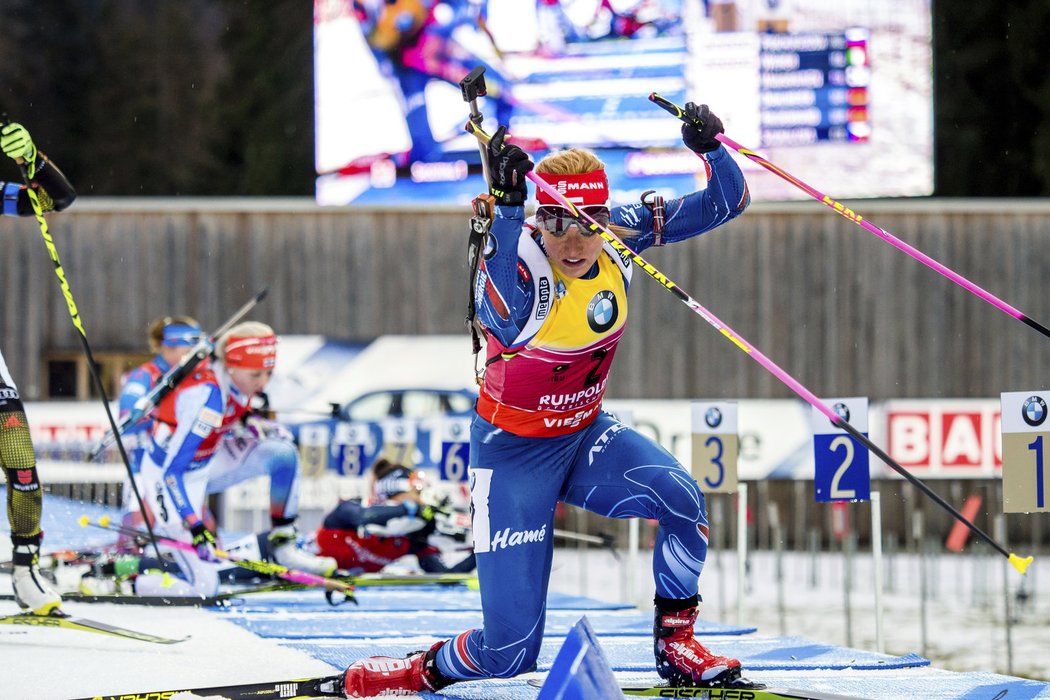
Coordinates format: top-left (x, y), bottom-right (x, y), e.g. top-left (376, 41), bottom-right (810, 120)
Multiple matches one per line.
top-left (314, 0), bottom-right (932, 205)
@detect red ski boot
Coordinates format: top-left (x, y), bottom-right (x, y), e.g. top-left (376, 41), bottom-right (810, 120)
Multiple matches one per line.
top-left (654, 596), bottom-right (745, 688)
top-left (342, 640), bottom-right (454, 697)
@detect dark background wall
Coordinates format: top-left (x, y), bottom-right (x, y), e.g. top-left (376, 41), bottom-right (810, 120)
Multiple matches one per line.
top-left (2, 2), bottom-right (1049, 402)
top-left (0, 0), bottom-right (1048, 197)
top-left (3, 199), bottom-right (1049, 401)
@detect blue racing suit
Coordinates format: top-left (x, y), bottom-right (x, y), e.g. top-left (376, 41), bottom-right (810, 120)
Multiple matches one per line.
top-left (118, 356), bottom-right (172, 476)
top-left (434, 146), bottom-right (750, 679)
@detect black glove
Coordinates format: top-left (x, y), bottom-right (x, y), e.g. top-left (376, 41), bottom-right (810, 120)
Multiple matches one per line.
top-left (487, 125), bottom-right (532, 206)
top-left (190, 522), bottom-right (219, 562)
top-left (681, 102), bottom-right (724, 154)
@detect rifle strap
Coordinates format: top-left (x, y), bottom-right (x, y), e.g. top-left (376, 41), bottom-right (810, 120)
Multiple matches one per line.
top-left (641, 189), bottom-right (666, 246)
top-left (466, 194), bottom-right (496, 384)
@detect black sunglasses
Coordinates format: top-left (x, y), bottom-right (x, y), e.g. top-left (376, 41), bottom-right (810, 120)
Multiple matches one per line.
top-left (535, 206), bottom-right (610, 237)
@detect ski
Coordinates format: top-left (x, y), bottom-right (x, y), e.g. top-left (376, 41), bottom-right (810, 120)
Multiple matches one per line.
top-left (70, 674), bottom-right (345, 700)
top-left (0, 609), bottom-right (187, 643)
top-left (271, 571), bottom-right (478, 590)
top-left (0, 591), bottom-right (231, 607)
top-left (527, 678), bottom-right (855, 700)
top-left (0, 576), bottom-right (325, 606)
top-left (353, 571), bottom-right (478, 587)
top-left (617, 687), bottom-right (855, 699)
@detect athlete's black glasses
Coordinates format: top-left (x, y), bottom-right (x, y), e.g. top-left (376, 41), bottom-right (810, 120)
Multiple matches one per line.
top-left (535, 205), bottom-right (610, 237)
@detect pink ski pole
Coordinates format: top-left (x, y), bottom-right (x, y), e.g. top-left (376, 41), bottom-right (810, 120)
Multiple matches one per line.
top-left (648, 92), bottom-right (1050, 340)
top-left (465, 118), bottom-right (1032, 574)
top-left (81, 516), bottom-right (354, 595)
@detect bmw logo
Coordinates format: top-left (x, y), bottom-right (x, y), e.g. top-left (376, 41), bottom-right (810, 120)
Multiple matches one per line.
top-left (587, 290), bottom-right (618, 333)
top-left (705, 407), bottom-right (723, 428)
top-left (1022, 396), bottom-right (1047, 427)
top-left (832, 402), bottom-right (851, 424)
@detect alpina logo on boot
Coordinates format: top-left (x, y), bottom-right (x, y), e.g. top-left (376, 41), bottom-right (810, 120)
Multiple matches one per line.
top-left (669, 641), bottom-right (704, 664)
top-left (363, 658), bottom-right (411, 675)
top-left (661, 615), bottom-right (692, 627)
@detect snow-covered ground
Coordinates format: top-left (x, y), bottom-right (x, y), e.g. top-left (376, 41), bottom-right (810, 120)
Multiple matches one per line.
top-left (547, 546), bottom-right (1050, 682)
top-left (3, 542), bottom-right (1046, 699)
top-left (1, 602), bottom-right (338, 699)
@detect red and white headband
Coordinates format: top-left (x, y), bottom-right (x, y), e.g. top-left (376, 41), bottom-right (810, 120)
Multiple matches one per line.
top-left (534, 169), bottom-right (610, 208)
top-left (224, 334), bottom-right (278, 370)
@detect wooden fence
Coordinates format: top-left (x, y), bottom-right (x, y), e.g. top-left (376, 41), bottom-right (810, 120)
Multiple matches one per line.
top-left (3, 197), bottom-right (1050, 401)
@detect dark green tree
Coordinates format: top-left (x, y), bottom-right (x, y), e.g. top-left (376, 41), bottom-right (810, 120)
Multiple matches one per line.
top-left (211, 0), bottom-right (315, 195)
top-left (3, 1), bottom-right (1047, 197)
top-left (934, 0), bottom-right (1050, 195)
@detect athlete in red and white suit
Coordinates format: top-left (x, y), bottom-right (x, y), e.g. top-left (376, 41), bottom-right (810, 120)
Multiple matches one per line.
top-left (135, 322), bottom-right (335, 597)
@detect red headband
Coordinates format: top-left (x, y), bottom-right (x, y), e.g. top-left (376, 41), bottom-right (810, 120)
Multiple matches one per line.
top-left (534, 169), bottom-right (610, 208)
top-left (224, 334), bottom-right (278, 370)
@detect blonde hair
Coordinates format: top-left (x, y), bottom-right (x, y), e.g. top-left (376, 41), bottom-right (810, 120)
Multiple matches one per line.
top-left (216, 321), bottom-right (275, 361)
top-left (146, 315), bottom-right (200, 354)
top-left (534, 149), bottom-right (636, 238)
top-left (535, 148), bottom-right (605, 176)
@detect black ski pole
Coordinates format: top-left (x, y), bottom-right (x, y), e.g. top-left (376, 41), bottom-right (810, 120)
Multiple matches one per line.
top-left (1, 113), bottom-right (165, 563)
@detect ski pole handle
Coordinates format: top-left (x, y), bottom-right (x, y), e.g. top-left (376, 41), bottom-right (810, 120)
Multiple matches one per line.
top-left (460, 66), bottom-right (492, 185)
top-left (648, 92), bottom-right (724, 143)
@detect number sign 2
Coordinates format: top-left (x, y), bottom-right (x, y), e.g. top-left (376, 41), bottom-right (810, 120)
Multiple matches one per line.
top-left (812, 397), bottom-right (870, 503)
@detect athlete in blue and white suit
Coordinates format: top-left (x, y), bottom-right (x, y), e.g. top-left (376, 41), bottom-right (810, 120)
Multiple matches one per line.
top-left (342, 103), bottom-right (752, 697)
top-left (115, 317), bottom-right (203, 534)
top-left (128, 323), bottom-right (337, 598)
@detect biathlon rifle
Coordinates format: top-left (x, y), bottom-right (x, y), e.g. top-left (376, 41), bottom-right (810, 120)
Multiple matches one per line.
top-left (87, 287), bottom-right (269, 462)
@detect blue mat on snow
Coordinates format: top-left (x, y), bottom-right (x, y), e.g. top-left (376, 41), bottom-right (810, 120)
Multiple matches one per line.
top-left (611, 671), bottom-right (1050, 700)
top-left (221, 609), bottom-right (755, 639)
top-left (0, 488), bottom-right (121, 549)
top-left (225, 589), bottom-right (632, 613)
top-left (284, 635), bottom-right (929, 672)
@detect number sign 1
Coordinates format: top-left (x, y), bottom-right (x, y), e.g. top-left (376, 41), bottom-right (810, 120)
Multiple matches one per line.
top-left (690, 402), bottom-right (738, 493)
top-left (811, 397), bottom-right (870, 503)
top-left (1000, 391), bottom-right (1050, 513)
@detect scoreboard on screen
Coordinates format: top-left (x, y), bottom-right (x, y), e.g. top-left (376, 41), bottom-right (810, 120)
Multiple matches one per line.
top-left (760, 29), bottom-right (870, 146)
